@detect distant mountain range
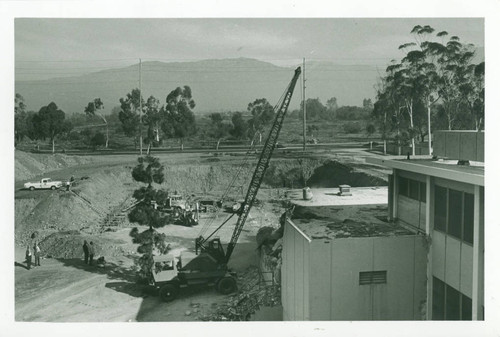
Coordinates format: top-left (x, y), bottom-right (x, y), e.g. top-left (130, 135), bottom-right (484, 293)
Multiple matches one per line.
top-left (11, 56), bottom-right (449, 115)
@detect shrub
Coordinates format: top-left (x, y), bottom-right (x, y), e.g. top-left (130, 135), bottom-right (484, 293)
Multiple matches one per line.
top-left (343, 122), bottom-right (362, 134)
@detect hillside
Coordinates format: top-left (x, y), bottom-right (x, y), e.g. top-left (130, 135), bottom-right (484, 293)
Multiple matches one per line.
top-left (15, 58), bottom-right (379, 115)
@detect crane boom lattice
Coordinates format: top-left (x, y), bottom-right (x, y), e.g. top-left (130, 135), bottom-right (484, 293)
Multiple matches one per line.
top-left (224, 67), bottom-right (301, 262)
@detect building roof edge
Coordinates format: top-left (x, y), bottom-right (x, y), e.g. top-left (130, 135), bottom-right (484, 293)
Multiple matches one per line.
top-left (366, 157), bottom-right (484, 186)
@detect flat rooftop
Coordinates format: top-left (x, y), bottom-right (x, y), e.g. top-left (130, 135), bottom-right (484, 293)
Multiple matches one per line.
top-left (287, 186), bottom-right (388, 207)
top-left (366, 157), bottom-right (484, 186)
top-left (290, 204), bottom-right (414, 240)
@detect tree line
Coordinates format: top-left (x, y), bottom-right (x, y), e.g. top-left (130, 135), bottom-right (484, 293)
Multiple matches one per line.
top-left (371, 25), bottom-right (484, 155)
top-left (14, 86), bottom-right (199, 153)
top-left (14, 90), bottom-right (378, 152)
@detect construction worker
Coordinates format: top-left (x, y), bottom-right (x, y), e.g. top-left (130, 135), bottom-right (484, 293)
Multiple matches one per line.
top-left (83, 240), bottom-right (90, 265)
top-left (33, 241), bottom-right (41, 267)
top-left (88, 241), bottom-right (95, 266)
top-left (25, 245), bottom-right (32, 270)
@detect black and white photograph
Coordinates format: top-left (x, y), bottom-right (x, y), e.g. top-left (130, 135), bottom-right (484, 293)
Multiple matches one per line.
top-left (2, 1), bottom-right (500, 336)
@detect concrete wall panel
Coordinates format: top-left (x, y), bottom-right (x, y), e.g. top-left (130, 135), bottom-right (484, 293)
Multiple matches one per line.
top-left (461, 132), bottom-right (477, 161)
top-left (374, 236), bottom-right (428, 319)
top-left (309, 240), bottom-right (333, 320)
top-left (413, 236), bottom-right (429, 319)
top-left (283, 221), bottom-right (309, 320)
top-left (282, 222), bottom-right (292, 320)
top-left (328, 238), bottom-right (373, 320)
top-left (445, 236), bottom-right (461, 290)
top-left (445, 132), bottom-right (461, 158)
top-left (477, 132), bottom-right (484, 162)
top-left (419, 202), bottom-right (426, 231)
top-left (433, 132), bottom-right (446, 156)
top-left (294, 229), bottom-right (305, 320)
top-left (433, 131), bottom-right (484, 161)
top-left (304, 243), bottom-right (310, 320)
top-left (432, 230), bottom-right (446, 280)
top-left (398, 196), bottom-right (421, 229)
top-left (460, 243), bottom-right (473, 298)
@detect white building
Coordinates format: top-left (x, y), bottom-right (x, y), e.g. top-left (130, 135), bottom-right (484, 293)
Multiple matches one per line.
top-left (281, 188), bottom-right (427, 320)
top-left (367, 131), bottom-right (484, 320)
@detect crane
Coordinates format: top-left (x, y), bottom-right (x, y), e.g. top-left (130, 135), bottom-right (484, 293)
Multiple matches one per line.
top-left (151, 67), bottom-right (301, 301)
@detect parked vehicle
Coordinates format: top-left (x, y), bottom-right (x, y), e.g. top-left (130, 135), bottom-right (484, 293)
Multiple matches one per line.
top-left (24, 178), bottom-right (64, 191)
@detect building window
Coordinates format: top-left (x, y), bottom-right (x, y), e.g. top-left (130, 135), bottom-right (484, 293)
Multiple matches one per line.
top-left (434, 186), bottom-right (475, 246)
top-left (461, 294), bottom-right (472, 320)
top-left (432, 277), bottom-right (445, 320)
top-left (420, 182), bottom-right (426, 202)
top-left (434, 186), bottom-right (447, 232)
top-left (399, 177), bottom-right (409, 197)
top-left (432, 276), bottom-right (472, 320)
top-left (409, 179), bottom-right (420, 200)
top-left (463, 193), bottom-right (474, 244)
top-left (448, 189), bottom-right (463, 240)
top-left (399, 176), bottom-right (426, 202)
top-left (359, 271), bottom-right (387, 285)
top-left (445, 284), bottom-right (461, 320)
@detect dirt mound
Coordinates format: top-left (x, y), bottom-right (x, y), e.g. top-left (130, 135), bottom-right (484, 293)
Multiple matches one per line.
top-left (40, 231), bottom-right (127, 259)
top-left (160, 163), bottom-right (254, 196)
top-left (75, 169), bottom-right (139, 215)
top-left (15, 150), bottom-right (94, 181)
top-left (308, 160), bottom-right (387, 188)
top-left (15, 168), bottom-right (139, 245)
top-left (16, 191), bottom-right (102, 245)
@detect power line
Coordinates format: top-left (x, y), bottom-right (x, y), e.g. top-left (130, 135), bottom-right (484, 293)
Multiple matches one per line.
top-left (16, 56), bottom-right (399, 63)
top-left (16, 77), bottom-right (378, 88)
top-left (15, 65), bottom-right (385, 73)
top-left (16, 58), bottom-right (138, 63)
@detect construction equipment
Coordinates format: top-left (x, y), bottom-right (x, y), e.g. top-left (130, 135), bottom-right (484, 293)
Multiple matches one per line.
top-left (152, 67), bottom-right (301, 301)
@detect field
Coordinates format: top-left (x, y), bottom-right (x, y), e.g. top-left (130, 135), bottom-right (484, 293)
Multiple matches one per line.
top-left (15, 113), bottom-right (377, 154)
top-left (14, 148), bottom-right (389, 321)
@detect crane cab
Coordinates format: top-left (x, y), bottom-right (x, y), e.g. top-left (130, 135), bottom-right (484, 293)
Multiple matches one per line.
top-left (152, 254), bottom-right (178, 284)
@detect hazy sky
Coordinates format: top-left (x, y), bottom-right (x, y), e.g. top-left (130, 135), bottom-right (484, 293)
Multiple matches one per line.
top-left (15, 18), bottom-right (484, 81)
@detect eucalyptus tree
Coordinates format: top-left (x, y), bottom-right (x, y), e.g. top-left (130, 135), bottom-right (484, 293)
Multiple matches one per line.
top-left (84, 98), bottom-right (109, 148)
top-left (119, 88), bottom-right (145, 150)
top-left (434, 35), bottom-right (476, 130)
top-left (400, 25), bottom-right (442, 154)
top-left (385, 58), bottom-right (422, 155)
top-left (247, 98), bottom-right (274, 143)
top-left (459, 61), bottom-right (484, 130)
top-left (208, 112), bottom-right (230, 150)
top-left (143, 95), bottom-right (162, 151)
top-left (374, 61), bottom-right (407, 155)
top-left (15, 93), bottom-right (28, 144)
top-left (33, 102), bottom-right (72, 153)
top-left (161, 86), bottom-right (197, 151)
top-left (372, 90), bottom-right (391, 154)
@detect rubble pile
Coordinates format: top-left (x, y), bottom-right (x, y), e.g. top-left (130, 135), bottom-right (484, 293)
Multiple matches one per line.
top-left (200, 266), bottom-right (281, 321)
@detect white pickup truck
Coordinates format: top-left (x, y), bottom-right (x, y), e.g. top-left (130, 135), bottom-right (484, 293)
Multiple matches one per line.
top-left (24, 178), bottom-right (64, 191)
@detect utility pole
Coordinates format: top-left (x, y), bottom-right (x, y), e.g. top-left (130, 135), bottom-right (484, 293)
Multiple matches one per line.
top-left (302, 58), bottom-right (307, 152)
top-left (139, 58), bottom-right (143, 155)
